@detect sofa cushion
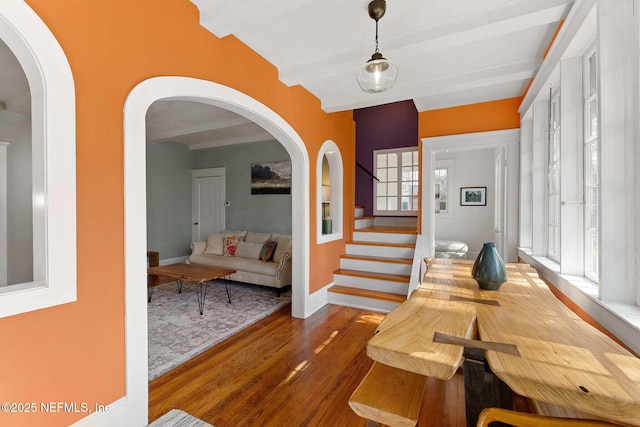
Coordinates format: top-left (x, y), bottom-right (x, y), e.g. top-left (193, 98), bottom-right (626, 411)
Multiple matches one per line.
top-left (271, 233), bottom-right (292, 263)
top-left (245, 232), bottom-right (272, 244)
top-left (204, 233), bottom-right (224, 256)
top-left (260, 241), bottom-right (277, 262)
top-left (223, 235), bottom-right (244, 256)
top-left (235, 241), bottom-right (263, 260)
top-left (189, 254), bottom-right (280, 276)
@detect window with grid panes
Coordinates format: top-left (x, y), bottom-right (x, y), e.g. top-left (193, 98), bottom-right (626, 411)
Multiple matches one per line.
top-left (374, 148), bottom-right (419, 216)
top-left (434, 167), bottom-right (448, 214)
top-left (548, 91), bottom-right (561, 262)
top-left (583, 48), bottom-right (599, 283)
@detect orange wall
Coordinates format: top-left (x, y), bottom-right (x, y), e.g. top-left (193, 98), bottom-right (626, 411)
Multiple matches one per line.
top-left (418, 97), bottom-right (521, 138)
top-left (0, 1), bottom-right (354, 425)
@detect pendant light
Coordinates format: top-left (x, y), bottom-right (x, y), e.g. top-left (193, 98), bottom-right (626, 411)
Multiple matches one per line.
top-left (356, 0), bottom-right (398, 93)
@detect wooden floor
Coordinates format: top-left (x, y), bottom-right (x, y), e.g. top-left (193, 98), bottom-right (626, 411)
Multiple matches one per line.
top-left (148, 303), bottom-right (475, 427)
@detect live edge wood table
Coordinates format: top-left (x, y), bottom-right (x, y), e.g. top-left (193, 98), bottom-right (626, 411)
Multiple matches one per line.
top-left (363, 258), bottom-right (640, 427)
top-left (147, 264), bottom-right (235, 315)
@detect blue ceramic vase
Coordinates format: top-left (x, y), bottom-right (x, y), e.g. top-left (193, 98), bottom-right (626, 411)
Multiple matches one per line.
top-left (472, 242), bottom-right (507, 290)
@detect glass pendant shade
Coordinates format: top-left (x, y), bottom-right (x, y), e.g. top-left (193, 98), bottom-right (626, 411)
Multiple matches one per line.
top-left (356, 52), bottom-right (398, 93)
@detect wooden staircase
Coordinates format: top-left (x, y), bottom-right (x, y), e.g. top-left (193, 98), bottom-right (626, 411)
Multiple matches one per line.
top-left (327, 206), bottom-right (418, 312)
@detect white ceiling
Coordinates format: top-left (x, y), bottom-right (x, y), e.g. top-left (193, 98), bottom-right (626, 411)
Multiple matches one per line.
top-left (191, 0), bottom-right (574, 113)
top-left (1, 1), bottom-right (575, 148)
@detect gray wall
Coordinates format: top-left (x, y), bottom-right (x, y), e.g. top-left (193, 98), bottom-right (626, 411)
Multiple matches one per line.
top-left (146, 142), bottom-right (192, 259)
top-left (192, 140), bottom-right (292, 234)
top-left (146, 140), bottom-right (292, 260)
top-left (435, 148), bottom-right (495, 259)
top-left (0, 109), bottom-right (33, 285)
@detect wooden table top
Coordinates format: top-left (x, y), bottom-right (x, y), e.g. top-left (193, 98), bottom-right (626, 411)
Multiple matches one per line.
top-left (148, 263), bottom-right (235, 283)
top-left (367, 258), bottom-right (640, 426)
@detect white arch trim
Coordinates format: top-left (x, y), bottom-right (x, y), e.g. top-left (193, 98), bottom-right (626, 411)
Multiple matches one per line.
top-left (75, 76), bottom-right (312, 425)
top-left (0, 0), bottom-right (76, 318)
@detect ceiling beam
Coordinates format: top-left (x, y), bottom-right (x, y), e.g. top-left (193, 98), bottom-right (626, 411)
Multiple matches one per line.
top-left (279, 0), bottom-right (572, 87)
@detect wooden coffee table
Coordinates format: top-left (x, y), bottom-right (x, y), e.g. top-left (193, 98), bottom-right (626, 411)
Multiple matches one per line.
top-left (147, 263), bottom-right (236, 315)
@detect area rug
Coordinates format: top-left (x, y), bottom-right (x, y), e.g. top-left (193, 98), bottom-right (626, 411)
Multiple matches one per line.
top-left (148, 280), bottom-right (291, 380)
top-left (148, 409), bottom-right (213, 426)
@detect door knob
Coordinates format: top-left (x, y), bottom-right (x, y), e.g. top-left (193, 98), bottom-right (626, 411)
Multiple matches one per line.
top-left (193, 222), bottom-right (199, 225)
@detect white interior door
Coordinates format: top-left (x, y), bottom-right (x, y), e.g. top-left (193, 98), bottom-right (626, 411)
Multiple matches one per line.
top-left (192, 168), bottom-right (225, 242)
top-left (494, 148), bottom-right (506, 257)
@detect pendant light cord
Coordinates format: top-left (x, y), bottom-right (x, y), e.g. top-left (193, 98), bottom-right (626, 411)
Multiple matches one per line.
top-left (374, 19), bottom-right (380, 54)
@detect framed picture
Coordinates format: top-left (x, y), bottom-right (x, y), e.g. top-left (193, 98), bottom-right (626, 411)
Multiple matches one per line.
top-left (251, 160), bottom-right (291, 194)
top-left (460, 187), bottom-right (486, 206)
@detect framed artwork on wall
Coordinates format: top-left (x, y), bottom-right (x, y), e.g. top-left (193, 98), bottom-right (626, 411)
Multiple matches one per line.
top-left (460, 187), bottom-right (486, 206)
top-left (251, 160), bottom-right (291, 194)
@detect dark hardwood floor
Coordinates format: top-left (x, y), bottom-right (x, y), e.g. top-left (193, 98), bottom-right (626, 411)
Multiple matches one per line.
top-left (148, 304), bottom-right (470, 427)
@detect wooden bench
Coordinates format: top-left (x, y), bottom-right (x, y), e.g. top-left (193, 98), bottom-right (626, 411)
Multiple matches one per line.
top-left (349, 362), bottom-right (427, 427)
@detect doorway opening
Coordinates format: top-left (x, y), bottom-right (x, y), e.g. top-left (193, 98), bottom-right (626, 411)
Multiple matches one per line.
top-left (125, 76), bottom-right (310, 419)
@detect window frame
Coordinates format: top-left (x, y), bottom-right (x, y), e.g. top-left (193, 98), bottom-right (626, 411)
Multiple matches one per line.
top-left (316, 140), bottom-right (343, 244)
top-left (434, 159), bottom-right (454, 217)
top-left (517, 0), bottom-right (640, 355)
top-left (373, 147), bottom-right (419, 217)
top-left (583, 46), bottom-right (599, 284)
top-left (0, 0), bottom-right (77, 318)
top-left (547, 90), bottom-right (561, 263)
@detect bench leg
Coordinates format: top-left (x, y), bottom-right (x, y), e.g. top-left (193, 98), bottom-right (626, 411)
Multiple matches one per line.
top-left (463, 347), bottom-right (513, 427)
top-left (365, 421), bottom-right (381, 427)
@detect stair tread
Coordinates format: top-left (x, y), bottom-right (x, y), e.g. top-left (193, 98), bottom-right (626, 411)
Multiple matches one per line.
top-left (334, 269), bottom-right (410, 283)
top-left (347, 240), bottom-right (415, 249)
top-left (329, 285), bottom-right (407, 303)
top-left (341, 254), bottom-right (412, 264)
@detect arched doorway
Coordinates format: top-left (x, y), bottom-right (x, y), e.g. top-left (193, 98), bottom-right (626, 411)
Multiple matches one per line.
top-left (123, 76), bottom-right (310, 420)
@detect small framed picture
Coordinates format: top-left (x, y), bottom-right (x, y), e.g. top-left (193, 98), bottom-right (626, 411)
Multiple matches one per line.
top-left (460, 187), bottom-right (486, 206)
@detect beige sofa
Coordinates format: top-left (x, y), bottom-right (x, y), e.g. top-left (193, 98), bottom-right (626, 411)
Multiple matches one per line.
top-left (187, 231), bottom-right (292, 291)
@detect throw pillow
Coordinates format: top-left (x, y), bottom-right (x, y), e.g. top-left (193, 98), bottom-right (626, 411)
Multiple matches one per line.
top-left (204, 233), bottom-right (224, 256)
top-left (223, 235), bottom-right (244, 256)
top-left (222, 230), bottom-right (248, 239)
top-left (235, 241), bottom-right (263, 260)
top-left (245, 232), bottom-right (272, 244)
top-left (260, 241), bottom-right (277, 262)
top-left (271, 233), bottom-right (292, 263)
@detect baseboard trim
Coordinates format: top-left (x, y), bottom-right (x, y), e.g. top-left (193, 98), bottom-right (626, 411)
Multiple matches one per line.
top-left (159, 256), bottom-right (188, 266)
top-left (70, 396), bottom-right (146, 427)
top-left (306, 282), bottom-right (330, 317)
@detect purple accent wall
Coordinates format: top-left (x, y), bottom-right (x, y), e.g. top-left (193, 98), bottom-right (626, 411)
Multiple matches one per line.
top-left (353, 100), bottom-right (418, 216)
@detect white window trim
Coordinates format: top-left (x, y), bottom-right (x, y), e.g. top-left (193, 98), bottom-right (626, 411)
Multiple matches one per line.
top-left (0, 0), bottom-right (77, 318)
top-left (317, 140), bottom-right (343, 244)
top-left (518, 0), bottom-right (640, 353)
top-left (583, 45), bottom-right (599, 284)
top-left (434, 159), bottom-right (454, 218)
top-left (547, 90), bottom-right (561, 263)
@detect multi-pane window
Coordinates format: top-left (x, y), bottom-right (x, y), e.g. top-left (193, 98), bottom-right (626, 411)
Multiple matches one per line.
top-left (374, 148), bottom-right (419, 216)
top-left (584, 48), bottom-right (599, 283)
top-left (548, 92), bottom-right (561, 262)
top-left (434, 168), bottom-right (448, 214)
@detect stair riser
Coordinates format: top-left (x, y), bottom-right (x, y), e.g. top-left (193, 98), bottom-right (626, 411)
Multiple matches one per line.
top-left (353, 231), bottom-right (417, 244)
top-left (334, 274), bottom-right (409, 295)
top-left (354, 218), bottom-right (374, 229)
top-left (340, 258), bottom-right (412, 276)
top-left (328, 292), bottom-right (400, 313)
top-left (373, 216), bottom-right (418, 228)
top-left (354, 207), bottom-right (365, 218)
top-left (346, 244), bottom-right (414, 259)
